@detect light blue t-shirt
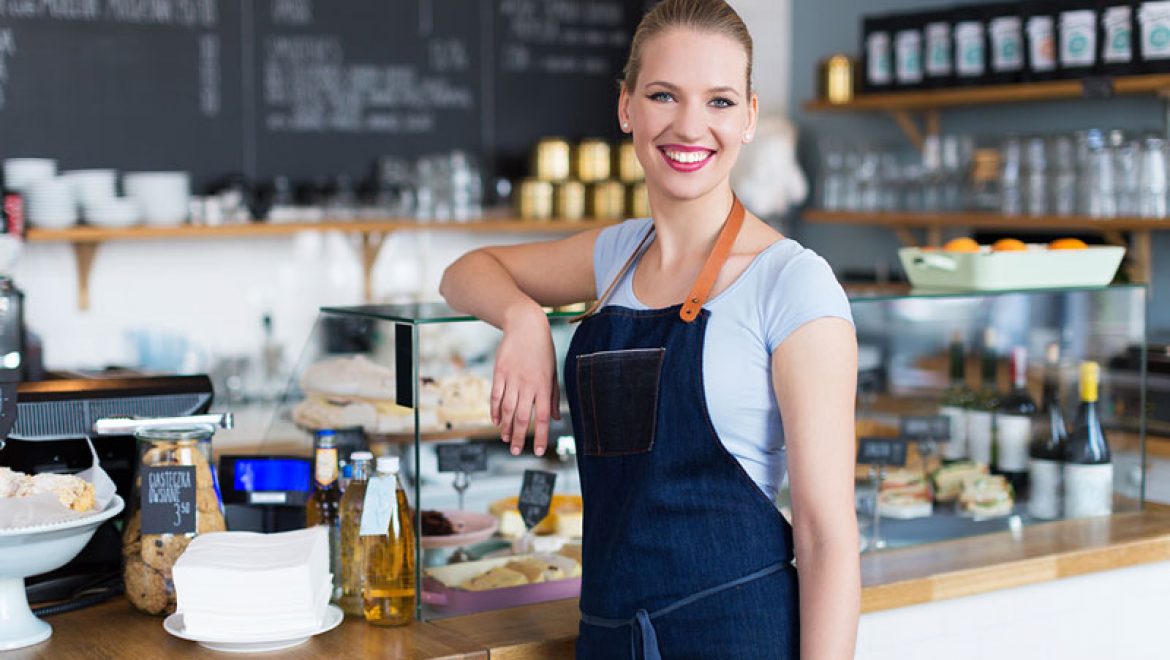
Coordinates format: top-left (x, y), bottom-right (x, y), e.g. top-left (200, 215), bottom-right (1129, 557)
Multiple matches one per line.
top-left (592, 218), bottom-right (854, 499)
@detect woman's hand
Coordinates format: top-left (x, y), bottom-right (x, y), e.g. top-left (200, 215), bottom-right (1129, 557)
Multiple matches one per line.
top-left (491, 303), bottom-right (561, 457)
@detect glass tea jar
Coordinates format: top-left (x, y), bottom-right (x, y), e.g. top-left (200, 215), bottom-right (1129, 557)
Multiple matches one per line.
top-left (123, 425), bottom-right (226, 615)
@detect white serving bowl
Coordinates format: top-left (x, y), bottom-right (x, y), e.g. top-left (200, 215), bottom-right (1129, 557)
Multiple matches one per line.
top-left (0, 496), bottom-right (125, 650)
top-left (62, 170), bottom-right (118, 207)
top-left (84, 197), bottom-right (141, 228)
top-left (124, 172), bottom-right (190, 226)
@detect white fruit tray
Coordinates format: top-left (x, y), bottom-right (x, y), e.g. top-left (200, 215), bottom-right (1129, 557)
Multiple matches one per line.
top-left (898, 245), bottom-right (1126, 291)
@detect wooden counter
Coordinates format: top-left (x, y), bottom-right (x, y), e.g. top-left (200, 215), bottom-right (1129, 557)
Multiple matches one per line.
top-left (19, 511), bottom-right (1170, 659)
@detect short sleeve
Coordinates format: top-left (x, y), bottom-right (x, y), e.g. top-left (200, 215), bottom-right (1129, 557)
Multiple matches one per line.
top-left (592, 218), bottom-right (653, 297)
top-left (762, 251), bottom-right (853, 353)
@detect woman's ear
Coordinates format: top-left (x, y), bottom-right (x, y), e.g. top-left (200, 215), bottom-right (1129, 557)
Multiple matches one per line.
top-left (743, 92), bottom-right (759, 144)
top-left (617, 84), bottom-right (632, 134)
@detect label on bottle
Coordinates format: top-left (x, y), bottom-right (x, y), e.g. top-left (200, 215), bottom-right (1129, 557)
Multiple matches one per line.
top-left (954, 22), bottom-right (986, 77)
top-left (1028, 16), bottom-right (1057, 72)
top-left (1064, 462), bottom-right (1113, 518)
top-left (1061, 10), bottom-right (1099, 68)
top-left (315, 447), bottom-right (338, 487)
top-left (895, 30), bottom-right (923, 84)
top-left (926, 22), bottom-right (952, 76)
top-left (1103, 6), bottom-right (1135, 63)
top-left (1140, 2), bottom-right (1170, 60)
top-left (1029, 458), bottom-right (1063, 519)
top-left (967, 410), bottom-right (994, 465)
top-left (939, 406), bottom-right (968, 460)
top-left (140, 465), bottom-right (196, 535)
top-left (995, 414), bottom-right (1031, 472)
top-left (990, 16), bottom-right (1024, 72)
top-left (867, 31), bottom-right (892, 85)
top-left (360, 475), bottom-right (396, 537)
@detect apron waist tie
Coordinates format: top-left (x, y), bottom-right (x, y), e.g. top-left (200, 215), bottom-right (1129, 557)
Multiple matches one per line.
top-left (579, 561), bottom-right (789, 660)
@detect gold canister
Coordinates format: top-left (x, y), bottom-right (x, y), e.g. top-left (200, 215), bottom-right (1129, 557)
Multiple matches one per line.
top-left (627, 181), bottom-right (650, 218)
top-left (554, 180), bottom-right (586, 221)
top-left (534, 138), bottom-right (571, 181)
top-left (518, 178), bottom-right (554, 220)
top-left (615, 140), bottom-right (644, 182)
top-left (588, 180), bottom-right (626, 220)
top-left (575, 139), bottom-right (612, 183)
top-left (818, 54), bottom-right (856, 105)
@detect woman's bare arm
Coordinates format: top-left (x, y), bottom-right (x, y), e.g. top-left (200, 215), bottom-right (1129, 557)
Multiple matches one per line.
top-left (772, 317), bottom-right (860, 660)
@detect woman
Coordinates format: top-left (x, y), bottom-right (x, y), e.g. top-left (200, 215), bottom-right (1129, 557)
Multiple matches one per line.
top-left (440, 0), bottom-right (859, 657)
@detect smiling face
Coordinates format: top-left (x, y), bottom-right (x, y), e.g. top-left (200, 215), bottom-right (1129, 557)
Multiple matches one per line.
top-left (619, 27), bottom-right (758, 204)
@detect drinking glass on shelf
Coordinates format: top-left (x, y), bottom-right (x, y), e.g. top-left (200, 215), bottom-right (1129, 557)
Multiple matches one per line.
top-left (1050, 136), bottom-right (1078, 216)
top-left (940, 135), bottom-right (974, 212)
top-left (1082, 129), bottom-right (1117, 219)
top-left (843, 149), bottom-right (863, 211)
top-left (920, 135), bottom-right (943, 212)
top-left (879, 152), bottom-right (902, 212)
top-left (1138, 135), bottom-right (1168, 219)
top-left (999, 136), bottom-right (1023, 217)
top-left (818, 142), bottom-right (847, 211)
top-left (1023, 137), bottom-right (1048, 217)
top-left (1112, 130), bottom-right (1140, 217)
top-left (857, 148), bottom-right (882, 212)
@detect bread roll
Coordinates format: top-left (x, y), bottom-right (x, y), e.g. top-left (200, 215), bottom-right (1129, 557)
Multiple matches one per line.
top-left (461, 566), bottom-right (528, 591)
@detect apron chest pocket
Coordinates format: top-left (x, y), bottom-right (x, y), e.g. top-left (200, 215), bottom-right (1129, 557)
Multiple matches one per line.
top-left (575, 348), bottom-right (665, 456)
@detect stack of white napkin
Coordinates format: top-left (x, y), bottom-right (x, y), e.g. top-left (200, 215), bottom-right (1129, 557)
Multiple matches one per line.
top-left (172, 527), bottom-right (331, 638)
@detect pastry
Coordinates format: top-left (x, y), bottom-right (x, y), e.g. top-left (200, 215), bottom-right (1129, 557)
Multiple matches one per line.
top-left (124, 557), bottom-right (170, 615)
top-left (141, 534), bottom-right (191, 571)
top-left (461, 566), bottom-right (528, 591)
top-left (197, 511), bottom-right (227, 534)
top-left (959, 475), bottom-right (1014, 518)
top-left (422, 510), bottom-right (456, 536)
top-left (505, 558), bottom-right (566, 584)
top-left (16, 472), bottom-right (96, 512)
top-left (300, 355), bottom-right (396, 400)
top-left (931, 462), bottom-right (988, 502)
top-left (437, 373), bottom-right (493, 427)
top-left (0, 467), bottom-right (24, 497)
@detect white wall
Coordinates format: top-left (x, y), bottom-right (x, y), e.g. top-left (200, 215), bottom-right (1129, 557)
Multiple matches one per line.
top-left (19, 0), bottom-right (794, 374)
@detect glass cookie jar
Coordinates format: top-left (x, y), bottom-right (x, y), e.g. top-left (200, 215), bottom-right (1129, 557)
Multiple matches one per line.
top-left (122, 425), bottom-right (226, 615)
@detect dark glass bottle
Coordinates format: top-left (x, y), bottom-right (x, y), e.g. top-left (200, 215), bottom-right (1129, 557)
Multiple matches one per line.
top-left (968, 328), bottom-right (1000, 467)
top-left (939, 332), bottom-right (975, 462)
top-left (1028, 343), bottom-right (1068, 519)
top-left (306, 429), bottom-right (343, 599)
top-left (996, 346), bottom-right (1036, 494)
top-left (1064, 361), bottom-right (1113, 518)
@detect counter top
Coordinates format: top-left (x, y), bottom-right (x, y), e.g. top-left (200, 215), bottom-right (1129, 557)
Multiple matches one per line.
top-left (20, 511), bottom-right (1170, 659)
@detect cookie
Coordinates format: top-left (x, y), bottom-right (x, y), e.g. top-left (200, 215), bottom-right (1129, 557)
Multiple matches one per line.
top-left (122, 512), bottom-right (141, 545)
top-left (141, 534), bottom-right (190, 572)
top-left (124, 558), bottom-right (170, 615)
top-left (197, 511), bottom-right (226, 534)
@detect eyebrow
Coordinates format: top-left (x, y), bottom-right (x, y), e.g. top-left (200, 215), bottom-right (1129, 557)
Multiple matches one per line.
top-left (644, 81), bottom-right (742, 97)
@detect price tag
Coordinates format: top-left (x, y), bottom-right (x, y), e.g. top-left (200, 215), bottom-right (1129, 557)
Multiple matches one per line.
top-left (518, 470), bottom-right (556, 530)
top-left (140, 465), bottom-right (196, 535)
top-left (856, 437), bottom-right (909, 468)
top-left (1081, 76), bottom-right (1114, 100)
top-left (359, 474), bottom-right (395, 537)
top-left (900, 415), bottom-right (951, 441)
top-left (437, 443), bottom-right (488, 473)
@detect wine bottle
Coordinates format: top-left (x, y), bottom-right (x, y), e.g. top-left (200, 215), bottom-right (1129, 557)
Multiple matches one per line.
top-left (996, 346), bottom-right (1036, 494)
top-left (1028, 343), bottom-right (1067, 520)
top-left (939, 331), bottom-right (975, 462)
top-left (1064, 361), bottom-right (1113, 519)
top-left (306, 429), bottom-right (343, 600)
top-left (967, 328), bottom-right (1000, 467)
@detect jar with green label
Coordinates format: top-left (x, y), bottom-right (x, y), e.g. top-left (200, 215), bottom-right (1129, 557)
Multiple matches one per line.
top-left (986, 2), bottom-right (1026, 84)
top-left (952, 6), bottom-right (989, 86)
top-left (894, 15), bottom-right (925, 90)
top-left (924, 10), bottom-right (955, 88)
top-left (862, 14), bottom-right (895, 91)
top-left (1057, 1), bottom-right (1100, 78)
top-left (1099, 2), bottom-right (1137, 76)
top-left (1138, 1), bottom-right (1170, 72)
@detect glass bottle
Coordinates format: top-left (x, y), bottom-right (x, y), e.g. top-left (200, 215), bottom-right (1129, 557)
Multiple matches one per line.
top-left (939, 331), bottom-right (975, 462)
top-left (1138, 135), bottom-right (1168, 219)
top-left (967, 328), bottom-right (1001, 467)
top-left (999, 136), bottom-right (1023, 216)
top-left (1064, 361), bottom-right (1114, 518)
top-left (1028, 343), bottom-right (1068, 519)
top-left (1023, 137), bottom-right (1049, 217)
top-left (338, 451), bottom-right (374, 617)
top-left (305, 430), bottom-right (342, 601)
top-left (363, 456), bottom-right (416, 627)
top-left (1051, 135), bottom-right (1078, 216)
top-left (996, 347), bottom-right (1037, 495)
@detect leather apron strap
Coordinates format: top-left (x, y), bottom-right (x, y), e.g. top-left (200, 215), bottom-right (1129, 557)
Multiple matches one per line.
top-left (573, 195), bottom-right (746, 324)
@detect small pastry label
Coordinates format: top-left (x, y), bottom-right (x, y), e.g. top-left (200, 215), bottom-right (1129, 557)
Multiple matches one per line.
top-left (140, 466), bottom-right (196, 535)
top-left (519, 470), bottom-right (557, 530)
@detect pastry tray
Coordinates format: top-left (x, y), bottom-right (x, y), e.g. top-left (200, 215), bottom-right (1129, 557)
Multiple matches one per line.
top-left (898, 245), bottom-right (1125, 291)
top-left (421, 554), bottom-right (580, 615)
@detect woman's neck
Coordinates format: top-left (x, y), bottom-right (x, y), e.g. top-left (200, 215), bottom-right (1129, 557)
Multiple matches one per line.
top-left (645, 185), bottom-right (736, 268)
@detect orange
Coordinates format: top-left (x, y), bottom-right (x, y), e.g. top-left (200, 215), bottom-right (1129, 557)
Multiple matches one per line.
top-left (943, 237), bottom-right (981, 253)
top-left (991, 238), bottom-right (1027, 252)
top-left (1048, 238), bottom-right (1088, 250)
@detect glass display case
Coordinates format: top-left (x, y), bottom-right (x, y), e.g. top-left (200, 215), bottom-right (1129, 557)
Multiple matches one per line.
top-left (268, 284), bottom-right (1147, 621)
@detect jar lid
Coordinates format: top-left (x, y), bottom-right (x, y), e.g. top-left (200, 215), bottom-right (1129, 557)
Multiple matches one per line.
top-left (376, 456), bottom-right (400, 474)
top-left (133, 424), bottom-right (214, 442)
top-left (351, 451), bottom-right (374, 461)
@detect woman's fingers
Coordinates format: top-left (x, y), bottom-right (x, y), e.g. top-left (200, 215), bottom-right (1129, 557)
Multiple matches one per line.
top-left (532, 390), bottom-right (551, 457)
top-left (490, 372), bottom-right (505, 427)
top-left (498, 384), bottom-right (520, 445)
top-left (510, 388), bottom-right (534, 455)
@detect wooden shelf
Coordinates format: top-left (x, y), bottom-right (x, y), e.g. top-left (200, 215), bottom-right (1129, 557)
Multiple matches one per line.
top-left (25, 215), bottom-right (616, 310)
top-left (803, 74), bottom-right (1170, 113)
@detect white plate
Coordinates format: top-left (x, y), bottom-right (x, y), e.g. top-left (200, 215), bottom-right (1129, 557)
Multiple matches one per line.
top-left (163, 604), bottom-right (343, 654)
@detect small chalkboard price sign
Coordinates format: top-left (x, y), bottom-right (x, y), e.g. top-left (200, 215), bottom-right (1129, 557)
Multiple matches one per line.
top-left (900, 415), bottom-right (951, 441)
top-left (518, 470), bottom-right (557, 530)
top-left (856, 437), bottom-right (909, 468)
top-left (140, 465), bottom-right (197, 535)
top-left (437, 443), bottom-right (488, 474)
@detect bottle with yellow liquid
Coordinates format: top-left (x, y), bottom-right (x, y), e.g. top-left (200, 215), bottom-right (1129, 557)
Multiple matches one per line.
top-left (362, 456), bottom-right (416, 626)
top-left (305, 430), bottom-right (342, 601)
top-left (338, 451), bottom-right (373, 616)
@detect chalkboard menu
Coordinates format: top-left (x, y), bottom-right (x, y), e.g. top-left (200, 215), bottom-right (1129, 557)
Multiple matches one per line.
top-left (0, 0), bottom-right (649, 190)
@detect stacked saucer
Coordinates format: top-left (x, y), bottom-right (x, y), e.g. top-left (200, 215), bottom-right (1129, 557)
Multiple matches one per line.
top-left (3, 158), bottom-right (56, 193)
top-left (124, 172), bottom-right (190, 226)
top-left (24, 177), bottom-right (77, 229)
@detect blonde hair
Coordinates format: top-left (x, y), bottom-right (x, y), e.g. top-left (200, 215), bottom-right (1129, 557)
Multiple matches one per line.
top-left (622, 0), bottom-right (754, 93)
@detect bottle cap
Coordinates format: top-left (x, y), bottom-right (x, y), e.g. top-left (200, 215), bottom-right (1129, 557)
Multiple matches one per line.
top-left (350, 451), bottom-right (374, 461)
top-left (376, 456), bottom-right (400, 474)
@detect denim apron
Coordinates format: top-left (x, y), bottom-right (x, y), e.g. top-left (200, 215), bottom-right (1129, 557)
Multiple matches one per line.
top-left (565, 198), bottom-right (799, 660)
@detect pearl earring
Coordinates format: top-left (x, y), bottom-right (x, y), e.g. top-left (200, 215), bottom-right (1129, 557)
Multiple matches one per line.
top-left (622, 122), bottom-right (629, 131)
top-left (743, 133), bottom-right (753, 143)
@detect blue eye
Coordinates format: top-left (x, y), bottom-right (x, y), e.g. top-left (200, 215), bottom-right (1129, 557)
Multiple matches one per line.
top-left (648, 91), bottom-right (675, 103)
top-left (710, 97), bottom-right (736, 109)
